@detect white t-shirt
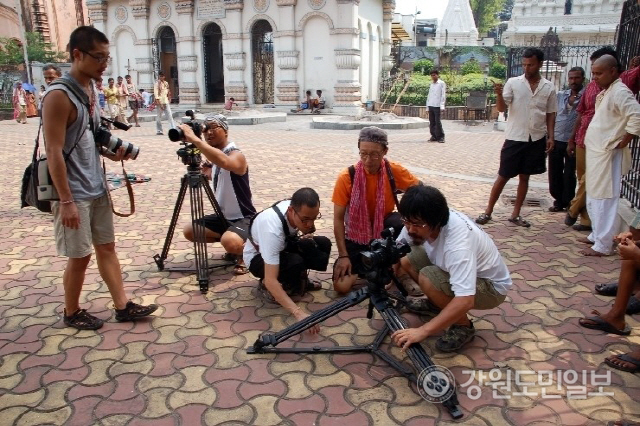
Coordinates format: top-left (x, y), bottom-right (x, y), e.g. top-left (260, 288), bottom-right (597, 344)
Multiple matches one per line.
top-left (397, 210), bottom-right (512, 297)
top-left (243, 200), bottom-right (297, 266)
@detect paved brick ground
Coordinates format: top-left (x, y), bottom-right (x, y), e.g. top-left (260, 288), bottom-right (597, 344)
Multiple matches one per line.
top-left (0, 116), bottom-right (638, 425)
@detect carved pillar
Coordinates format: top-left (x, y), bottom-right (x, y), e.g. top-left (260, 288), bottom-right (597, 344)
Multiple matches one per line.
top-left (275, 0), bottom-right (297, 104)
top-left (223, 0), bottom-right (247, 104)
top-left (129, 0), bottom-right (150, 19)
top-left (382, 0), bottom-right (395, 74)
top-left (86, 0), bottom-right (108, 30)
top-left (334, 48), bottom-right (361, 107)
top-left (136, 57), bottom-right (154, 93)
top-left (174, 0), bottom-right (200, 107)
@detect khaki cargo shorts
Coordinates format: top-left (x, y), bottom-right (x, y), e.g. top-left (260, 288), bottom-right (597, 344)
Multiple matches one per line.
top-left (52, 194), bottom-right (115, 258)
top-left (406, 246), bottom-right (506, 310)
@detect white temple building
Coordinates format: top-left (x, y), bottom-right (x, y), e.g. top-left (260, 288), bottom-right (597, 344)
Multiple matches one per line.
top-left (87, 0), bottom-right (396, 112)
top-left (502, 0), bottom-right (624, 46)
top-left (434, 0), bottom-right (478, 47)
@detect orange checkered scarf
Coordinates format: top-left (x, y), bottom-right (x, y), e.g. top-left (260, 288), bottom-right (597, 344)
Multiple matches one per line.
top-left (347, 160), bottom-right (387, 245)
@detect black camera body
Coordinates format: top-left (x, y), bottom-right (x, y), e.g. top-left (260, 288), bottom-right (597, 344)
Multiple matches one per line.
top-left (94, 121), bottom-right (140, 160)
top-left (360, 228), bottom-right (411, 278)
top-left (168, 110), bottom-right (205, 142)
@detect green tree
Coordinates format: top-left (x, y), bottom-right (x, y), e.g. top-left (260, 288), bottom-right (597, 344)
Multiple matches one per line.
top-left (461, 60), bottom-right (482, 75)
top-left (469, 0), bottom-right (507, 34)
top-left (0, 32), bottom-right (66, 66)
top-left (413, 58), bottom-right (434, 75)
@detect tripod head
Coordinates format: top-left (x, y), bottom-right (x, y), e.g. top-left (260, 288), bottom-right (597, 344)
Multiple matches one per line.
top-left (176, 142), bottom-right (202, 168)
top-left (359, 228), bottom-right (411, 295)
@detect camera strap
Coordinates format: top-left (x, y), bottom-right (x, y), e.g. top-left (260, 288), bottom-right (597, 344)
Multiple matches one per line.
top-left (348, 158), bottom-right (400, 210)
top-left (247, 199), bottom-right (294, 254)
top-left (102, 159), bottom-right (135, 217)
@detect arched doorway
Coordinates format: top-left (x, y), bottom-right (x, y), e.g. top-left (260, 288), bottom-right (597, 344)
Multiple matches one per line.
top-left (251, 20), bottom-right (274, 104)
top-left (154, 26), bottom-right (179, 103)
top-left (203, 23), bottom-right (224, 103)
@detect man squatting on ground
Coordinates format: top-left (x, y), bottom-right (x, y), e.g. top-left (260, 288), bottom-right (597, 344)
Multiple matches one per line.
top-left (579, 54), bottom-right (640, 257)
top-left (332, 126), bottom-right (419, 294)
top-left (43, 26), bottom-right (157, 330)
top-left (244, 188), bottom-right (331, 333)
top-left (476, 48), bottom-right (557, 228)
top-left (391, 185), bottom-right (513, 352)
top-left (179, 114), bottom-right (257, 274)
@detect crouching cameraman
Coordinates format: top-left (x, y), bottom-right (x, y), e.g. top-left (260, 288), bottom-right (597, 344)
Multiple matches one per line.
top-left (178, 114), bottom-right (257, 274)
top-left (43, 26), bottom-right (157, 330)
top-left (244, 188), bottom-right (331, 332)
top-left (391, 185), bottom-right (512, 352)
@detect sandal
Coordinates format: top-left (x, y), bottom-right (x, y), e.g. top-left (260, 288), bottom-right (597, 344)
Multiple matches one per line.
top-left (305, 279), bottom-right (323, 292)
top-left (508, 216), bottom-right (531, 228)
top-left (595, 282), bottom-right (618, 297)
top-left (578, 311), bottom-right (630, 336)
top-left (63, 309), bottom-right (104, 330)
top-left (115, 301), bottom-right (159, 322)
top-left (436, 323), bottom-right (475, 352)
top-left (604, 353), bottom-right (640, 374)
top-left (404, 297), bottom-right (441, 317)
top-left (564, 213), bottom-right (578, 226)
top-left (627, 296), bottom-right (640, 315)
top-left (233, 263), bottom-right (249, 275)
top-left (475, 213), bottom-right (492, 225)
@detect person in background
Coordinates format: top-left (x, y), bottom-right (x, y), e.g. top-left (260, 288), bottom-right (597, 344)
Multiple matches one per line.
top-left (311, 90), bottom-right (326, 114)
top-left (38, 85), bottom-right (46, 115)
top-left (426, 69), bottom-right (446, 143)
top-left (125, 75), bottom-right (140, 127)
top-left (224, 97), bottom-right (238, 111)
top-left (43, 64), bottom-right (62, 86)
top-left (13, 82), bottom-right (27, 124)
top-left (26, 90), bottom-right (38, 117)
top-left (154, 71), bottom-right (175, 135)
top-left (140, 89), bottom-right (151, 108)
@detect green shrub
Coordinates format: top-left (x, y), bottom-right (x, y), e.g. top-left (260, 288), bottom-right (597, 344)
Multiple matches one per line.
top-left (460, 60), bottom-right (482, 75)
top-left (489, 62), bottom-right (507, 79)
top-left (413, 59), bottom-right (434, 75)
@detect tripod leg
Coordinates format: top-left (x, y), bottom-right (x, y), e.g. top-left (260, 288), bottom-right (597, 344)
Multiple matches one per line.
top-left (189, 174), bottom-right (210, 293)
top-left (154, 175), bottom-right (189, 270)
top-left (248, 288), bottom-right (371, 352)
top-left (377, 305), bottom-right (463, 420)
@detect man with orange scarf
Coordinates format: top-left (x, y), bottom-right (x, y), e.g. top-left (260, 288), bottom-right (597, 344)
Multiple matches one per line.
top-left (332, 126), bottom-right (419, 294)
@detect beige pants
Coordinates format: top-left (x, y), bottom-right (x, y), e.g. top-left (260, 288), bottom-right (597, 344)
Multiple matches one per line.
top-left (52, 194), bottom-right (115, 258)
top-left (567, 146), bottom-right (591, 226)
top-left (407, 246), bottom-right (506, 310)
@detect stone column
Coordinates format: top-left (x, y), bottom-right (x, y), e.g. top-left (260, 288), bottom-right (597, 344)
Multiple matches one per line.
top-left (333, 0), bottom-right (361, 113)
top-left (86, 0), bottom-right (108, 33)
top-left (130, 0), bottom-right (152, 92)
top-left (223, 0), bottom-right (248, 104)
top-left (381, 0), bottom-right (395, 75)
top-left (275, 0), bottom-right (298, 106)
top-left (175, 0), bottom-right (200, 108)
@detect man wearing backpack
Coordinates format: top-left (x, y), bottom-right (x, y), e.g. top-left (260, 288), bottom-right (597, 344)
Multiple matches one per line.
top-left (42, 26), bottom-right (158, 330)
top-left (332, 126), bottom-right (419, 294)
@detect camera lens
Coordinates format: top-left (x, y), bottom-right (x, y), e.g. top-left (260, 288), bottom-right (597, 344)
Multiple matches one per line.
top-left (168, 128), bottom-right (183, 142)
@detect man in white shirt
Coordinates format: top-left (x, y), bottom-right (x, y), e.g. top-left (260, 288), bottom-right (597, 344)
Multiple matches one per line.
top-left (426, 70), bottom-right (446, 143)
top-left (391, 185), bottom-right (512, 353)
top-left (476, 48), bottom-right (557, 228)
top-left (244, 188), bottom-right (332, 331)
top-left (580, 55), bottom-right (640, 256)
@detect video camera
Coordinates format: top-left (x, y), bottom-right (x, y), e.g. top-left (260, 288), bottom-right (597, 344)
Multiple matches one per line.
top-left (168, 110), bottom-right (205, 142)
top-left (360, 227), bottom-right (411, 287)
top-left (95, 117), bottom-right (140, 160)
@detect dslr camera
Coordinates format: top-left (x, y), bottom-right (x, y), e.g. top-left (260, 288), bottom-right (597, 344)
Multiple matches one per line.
top-left (360, 227), bottom-right (411, 272)
top-left (94, 118), bottom-right (140, 160)
top-left (168, 110), bottom-right (205, 142)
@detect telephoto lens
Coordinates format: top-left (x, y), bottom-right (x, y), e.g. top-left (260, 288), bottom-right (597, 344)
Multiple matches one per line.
top-left (168, 128), bottom-right (183, 142)
top-left (94, 127), bottom-right (140, 160)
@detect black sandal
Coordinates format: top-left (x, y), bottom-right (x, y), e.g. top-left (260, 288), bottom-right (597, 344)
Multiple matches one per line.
top-left (595, 282), bottom-right (618, 297)
top-left (63, 309), bottom-right (104, 330)
top-left (508, 216), bottom-right (531, 228)
top-left (115, 301), bottom-right (159, 322)
top-left (475, 213), bottom-right (492, 225)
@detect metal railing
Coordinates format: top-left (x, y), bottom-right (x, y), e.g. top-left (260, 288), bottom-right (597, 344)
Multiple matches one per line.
top-left (617, 0), bottom-right (640, 209)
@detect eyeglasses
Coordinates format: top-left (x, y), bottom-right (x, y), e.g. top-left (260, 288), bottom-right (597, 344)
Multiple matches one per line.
top-left (359, 151), bottom-right (384, 160)
top-left (294, 209), bottom-right (321, 225)
top-left (80, 50), bottom-right (110, 64)
top-left (401, 218), bottom-right (429, 228)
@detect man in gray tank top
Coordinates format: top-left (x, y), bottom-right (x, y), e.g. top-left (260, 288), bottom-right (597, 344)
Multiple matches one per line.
top-left (42, 26), bottom-right (158, 330)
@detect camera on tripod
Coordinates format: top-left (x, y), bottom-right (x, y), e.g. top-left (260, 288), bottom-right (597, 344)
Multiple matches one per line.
top-left (95, 118), bottom-right (140, 160)
top-left (168, 110), bottom-right (205, 142)
top-left (360, 227), bottom-right (411, 272)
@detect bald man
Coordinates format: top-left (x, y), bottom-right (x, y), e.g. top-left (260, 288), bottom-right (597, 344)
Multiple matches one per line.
top-left (580, 55), bottom-right (640, 256)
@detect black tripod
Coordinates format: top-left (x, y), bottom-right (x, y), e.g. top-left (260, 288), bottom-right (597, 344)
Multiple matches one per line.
top-left (154, 156), bottom-right (232, 293)
top-left (247, 267), bottom-right (464, 419)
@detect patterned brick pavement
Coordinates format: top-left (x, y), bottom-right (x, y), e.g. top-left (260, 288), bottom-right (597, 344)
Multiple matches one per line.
top-left (0, 116), bottom-right (638, 425)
